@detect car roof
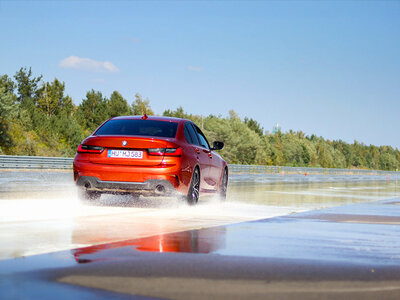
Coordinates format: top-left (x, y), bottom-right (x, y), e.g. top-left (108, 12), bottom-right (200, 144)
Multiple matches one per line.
top-left (110, 115), bottom-right (190, 123)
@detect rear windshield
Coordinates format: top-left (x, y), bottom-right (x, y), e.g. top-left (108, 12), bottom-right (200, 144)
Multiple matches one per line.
top-left (95, 119), bottom-right (178, 138)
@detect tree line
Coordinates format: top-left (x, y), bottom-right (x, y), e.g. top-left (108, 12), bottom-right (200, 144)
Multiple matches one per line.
top-left (1, 67), bottom-right (399, 171)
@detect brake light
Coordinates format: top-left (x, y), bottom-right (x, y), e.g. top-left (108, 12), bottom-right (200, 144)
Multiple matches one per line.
top-left (77, 144), bottom-right (104, 154)
top-left (148, 148), bottom-right (164, 156)
top-left (148, 148), bottom-right (182, 156)
top-left (165, 148), bottom-right (182, 156)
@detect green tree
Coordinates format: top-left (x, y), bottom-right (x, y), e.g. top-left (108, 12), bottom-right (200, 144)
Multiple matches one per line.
top-left (108, 91), bottom-right (131, 117)
top-left (281, 131), bottom-right (304, 166)
top-left (351, 140), bottom-right (367, 168)
top-left (76, 90), bottom-right (109, 132)
top-left (60, 95), bottom-right (75, 116)
top-left (244, 117), bottom-right (264, 137)
top-left (366, 145), bottom-right (380, 170)
top-left (163, 106), bottom-right (193, 119)
top-left (379, 152), bottom-right (398, 171)
top-left (51, 113), bottom-right (84, 156)
top-left (14, 67), bottom-right (42, 107)
top-left (0, 75), bottom-right (16, 94)
top-left (316, 141), bottom-right (334, 168)
top-left (0, 87), bottom-right (18, 149)
top-left (132, 93), bottom-right (154, 115)
top-left (37, 79), bottom-right (73, 117)
top-left (206, 111), bottom-right (265, 165)
top-left (268, 131), bottom-right (285, 166)
top-left (332, 140), bottom-right (352, 168)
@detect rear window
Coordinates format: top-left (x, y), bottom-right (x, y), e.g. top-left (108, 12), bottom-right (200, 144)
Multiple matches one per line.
top-left (95, 119), bottom-right (178, 138)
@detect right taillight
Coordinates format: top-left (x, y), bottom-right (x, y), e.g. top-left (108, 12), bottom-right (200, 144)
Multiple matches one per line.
top-left (148, 148), bottom-right (182, 156)
top-left (77, 144), bottom-right (104, 154)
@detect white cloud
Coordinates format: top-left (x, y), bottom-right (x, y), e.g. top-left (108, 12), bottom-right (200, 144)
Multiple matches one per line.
top-left (188, 66), bottom-right (203, 72)
top-left (59, 56), bottom-right (119, 72)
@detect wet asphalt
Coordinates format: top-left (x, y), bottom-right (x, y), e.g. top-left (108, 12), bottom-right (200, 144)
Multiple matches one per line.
top-left (1, 197), bottom-right (400, 299)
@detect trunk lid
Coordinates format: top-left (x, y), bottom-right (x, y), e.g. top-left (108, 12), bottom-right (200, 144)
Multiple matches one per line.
top-left (82, 136), bottom-right (168, 166)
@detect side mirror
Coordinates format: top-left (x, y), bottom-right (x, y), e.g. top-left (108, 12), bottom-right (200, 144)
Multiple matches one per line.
top-left (212, 141), bottom-right (224, 151)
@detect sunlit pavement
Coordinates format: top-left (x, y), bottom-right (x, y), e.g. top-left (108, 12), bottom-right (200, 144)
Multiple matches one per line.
top-left (1, 171), bottom-right (400, 299)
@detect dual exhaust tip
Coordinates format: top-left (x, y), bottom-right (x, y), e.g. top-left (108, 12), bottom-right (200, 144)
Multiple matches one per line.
top-left (155, 185), bottom-right (165, 195)
top-left (82, 180), bottom-right (166, 195)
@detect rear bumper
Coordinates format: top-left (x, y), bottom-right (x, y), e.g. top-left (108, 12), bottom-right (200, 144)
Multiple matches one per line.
top-left (73, 158), bottom-right (188, 195)
top-left (76, 176), bottom-right (177, 196)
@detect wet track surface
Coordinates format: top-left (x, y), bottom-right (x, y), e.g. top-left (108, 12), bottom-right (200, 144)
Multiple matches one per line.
top-left (1, 170), bottom-right (400, 299)
top-left (1, 171), bottom-right (399, 259)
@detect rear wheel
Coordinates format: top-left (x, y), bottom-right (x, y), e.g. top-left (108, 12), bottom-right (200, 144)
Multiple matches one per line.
top-left (185, 167), bottom-right (200, 205)
top-left (219, 168), bottom-right (228, 201)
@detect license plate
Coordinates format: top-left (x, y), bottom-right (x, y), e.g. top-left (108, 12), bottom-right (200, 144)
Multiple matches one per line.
top-left (108, 150), bottom-right (143, 159)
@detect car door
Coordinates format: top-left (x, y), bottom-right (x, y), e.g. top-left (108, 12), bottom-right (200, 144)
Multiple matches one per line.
top-left (208, 149), bottom-right (224, 189)
top-left (191, 124), bottom-right (218, 190)
top-left (184, 122), bottom-right (213, 190)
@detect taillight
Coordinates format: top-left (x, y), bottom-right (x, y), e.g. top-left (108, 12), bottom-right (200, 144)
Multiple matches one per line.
top-left (165, 148), bottom-right (182, 156)
top-left (148, 148), bottom-right (182, 156)
top-left (148, 148), bottom-right (164, 156)
top-left (77, 144), bottom-right (104, 154)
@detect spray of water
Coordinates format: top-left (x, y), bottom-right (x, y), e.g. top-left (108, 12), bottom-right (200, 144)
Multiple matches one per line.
top-left (1, 170), bottom-right (399, 259)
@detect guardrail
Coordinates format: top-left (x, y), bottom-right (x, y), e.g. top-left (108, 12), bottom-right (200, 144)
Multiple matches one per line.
top-left (1, 155), bottom-right (399, 176)
top-left (0, 155), bottom-right (73, 169)
top-left (228, 164), bottom-right (400, 176)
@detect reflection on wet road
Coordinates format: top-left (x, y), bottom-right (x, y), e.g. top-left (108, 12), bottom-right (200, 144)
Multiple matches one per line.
top-left (0, 171), bottom-right (399, 259)
top-left (72, 227), bottom-right (226, 264)
top-left (70, 198), bottom-right (400, 267)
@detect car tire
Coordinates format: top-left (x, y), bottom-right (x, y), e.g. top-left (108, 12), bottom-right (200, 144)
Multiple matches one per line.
top-left (219, 168), bottom-right (228, 201)
top-left (186, 167), bottom-right (200, 206)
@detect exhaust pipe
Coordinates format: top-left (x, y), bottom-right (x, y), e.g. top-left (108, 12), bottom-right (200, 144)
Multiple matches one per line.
top-left (155, 185), bottom-right (165, 195)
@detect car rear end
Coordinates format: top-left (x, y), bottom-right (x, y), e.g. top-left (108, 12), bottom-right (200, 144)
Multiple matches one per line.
top-left (73, 117), bottom-right (184, 197)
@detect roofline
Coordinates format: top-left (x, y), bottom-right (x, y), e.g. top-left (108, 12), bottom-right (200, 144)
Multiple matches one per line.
top-left (109, 115), bottom-right (191, 123)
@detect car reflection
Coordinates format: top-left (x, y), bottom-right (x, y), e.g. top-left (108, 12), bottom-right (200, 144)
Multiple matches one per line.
top-left (72, 227), bottom-right (226, 264)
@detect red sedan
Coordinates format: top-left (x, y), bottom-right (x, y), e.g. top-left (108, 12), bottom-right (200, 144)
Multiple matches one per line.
top-left (73, 115), bottom-right (228, 205)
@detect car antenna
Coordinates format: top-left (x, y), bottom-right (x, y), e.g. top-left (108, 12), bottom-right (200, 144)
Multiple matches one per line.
top-left (142, 113), bottom-right (148, 120)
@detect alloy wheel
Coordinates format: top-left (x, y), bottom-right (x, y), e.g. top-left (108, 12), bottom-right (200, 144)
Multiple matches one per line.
top-left (188, 168), bottom-right (200, 205)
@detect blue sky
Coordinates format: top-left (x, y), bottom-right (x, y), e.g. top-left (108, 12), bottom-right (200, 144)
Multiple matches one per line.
top-left (1, 1), bottom-right (399, 148)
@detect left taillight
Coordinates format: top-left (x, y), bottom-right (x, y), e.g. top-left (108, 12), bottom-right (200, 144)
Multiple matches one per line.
top-left (77, 144), bottom-right (104, 154)
top-left (148, 148), bottom-right (182, 156)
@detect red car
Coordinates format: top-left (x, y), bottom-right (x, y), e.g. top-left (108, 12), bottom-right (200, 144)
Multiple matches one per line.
top-left (73, 115), bottom-right (228, 205)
